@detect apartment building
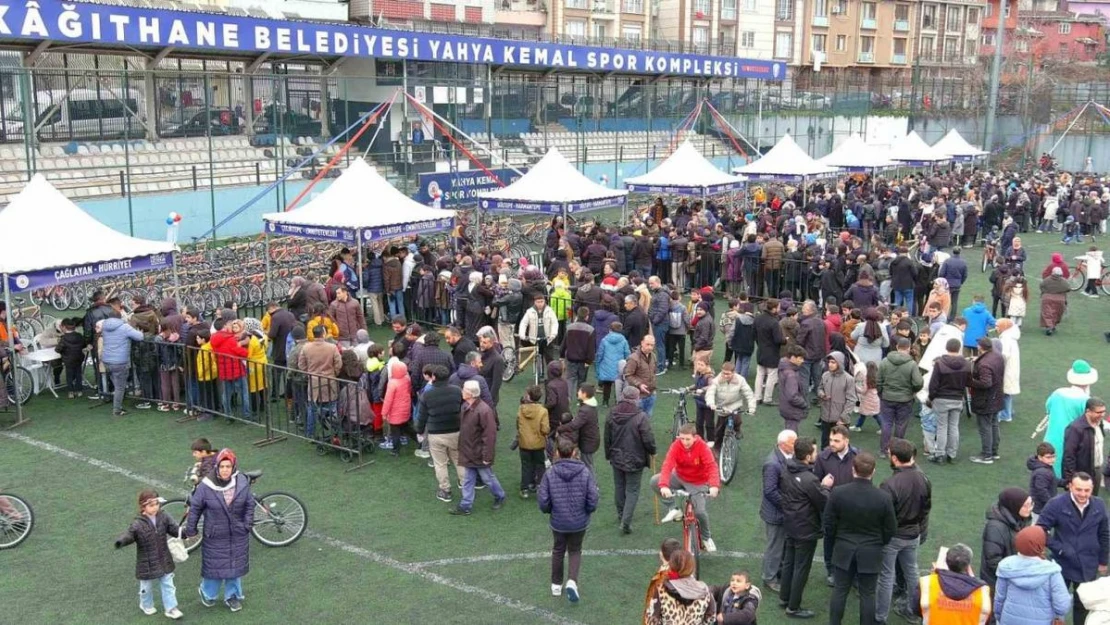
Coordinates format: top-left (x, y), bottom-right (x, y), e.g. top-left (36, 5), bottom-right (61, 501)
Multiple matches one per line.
top-left (349, 0), bottom-right (553, 40)
top-left (650, 0), bottom-right (773, 57)
top-left (787, 0), bottom-right (918, 69)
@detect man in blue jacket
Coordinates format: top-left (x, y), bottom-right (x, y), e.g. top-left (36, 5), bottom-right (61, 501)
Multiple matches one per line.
top-left (99, 309), bottom-right (145, 416)
top-left (538, 437), bottom-right (599, 604)
top-left (1037, 472), bottom-right (1110, 625)
top-left (760, 429), bottom-right (797, 593)
top-left (937, 248), bottom-right (969, 314)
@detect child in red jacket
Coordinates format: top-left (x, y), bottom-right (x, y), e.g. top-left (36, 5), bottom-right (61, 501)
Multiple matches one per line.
top-left (381, 361), bottom-right (414, 457)
top-left (651, 423), bottom-right (721, 552)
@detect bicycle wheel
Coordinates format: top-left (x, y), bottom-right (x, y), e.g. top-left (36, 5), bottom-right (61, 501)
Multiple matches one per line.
top-left (1101, 269), bottom-right (1110, 296)
top-left (671, 407), bottom-right (684, 440)
top-left (160, 499), bottom-right (204, 553)
top-left (719, 430), bottom-right (738, 485)
top-left (980, 252), bottom-right (991, 273)
top-left (0, 494), bottom-right (33, 549)
top-left (5, 366), bottom-right (34, 406)
top-left (685, 518), bottom-right (702, 580)
top-left (1066, 267), bottom-right (1086, 291)
top-left (501, 347), bottom-right (517, 383)
top-left (251, 492), bottom-right (308, 547)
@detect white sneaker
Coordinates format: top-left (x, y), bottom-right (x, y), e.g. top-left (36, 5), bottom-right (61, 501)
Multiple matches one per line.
top-left (661, 508), bottom-right (682, 523)
top-left (141, 605), bottom-right (157, 616)
top-left (565, 579), bottom-right (580, 603)
top-left (165, 608), bottom-right (183, 620)
top-left (703, 538), bottom-right (717, 553)
top-left (414, 449), bottom-right (431, 459)
top-left (551, 583), bottom-right (562, 597)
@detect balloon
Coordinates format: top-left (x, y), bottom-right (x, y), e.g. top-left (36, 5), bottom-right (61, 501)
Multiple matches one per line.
top-left (174, 215), bottom-right (182, 223)
top-left (168, 211), bottom-right (178, 220)
top-left (166, 217), bottom-right (174, 225)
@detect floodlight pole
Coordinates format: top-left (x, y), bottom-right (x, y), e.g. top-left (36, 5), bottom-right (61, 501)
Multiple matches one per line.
top-left (3, 274), bottom-right (26, 428)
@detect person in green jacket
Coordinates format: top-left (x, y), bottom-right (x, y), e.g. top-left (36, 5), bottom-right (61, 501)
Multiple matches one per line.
top-left (877, 338), bottom-right (924, 458)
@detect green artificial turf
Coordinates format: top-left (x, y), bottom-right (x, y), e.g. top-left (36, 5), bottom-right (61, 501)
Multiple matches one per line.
top-left (3, 234), bottom-right (1109, 625)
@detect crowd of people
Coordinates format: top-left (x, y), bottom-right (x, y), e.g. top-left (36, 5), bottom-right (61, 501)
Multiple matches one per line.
top-left (8, 162), bottom-right (1107, 622)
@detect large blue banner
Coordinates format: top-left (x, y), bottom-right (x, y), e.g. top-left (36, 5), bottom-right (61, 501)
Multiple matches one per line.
top-left (413, 168), bottom-right (525, 208)
top-left (6, 252), bottom-right (174, 292)
top-left (266, 221), bottom-right (357, 243)
top-left (481, 195), bottom-right (626, 214)
top-left (0, 0), bottom-right (786, 80)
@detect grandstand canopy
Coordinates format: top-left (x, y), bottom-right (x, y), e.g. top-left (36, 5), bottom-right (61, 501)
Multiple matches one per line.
top-left (819, 135), bottom-right (897, 172)
top-left (886, 131), bottom-right (952, 166)
top-left (261, 158), bottom-right (453, 243)
top-left (932, 129), bottom-right (989, 161)
top-left (730, 133), bottom-right (838, 181)
top-left (479, 148), bottom-right (628, 214)
top-left (624, 140), bottom-right (746, 194)
top-left (0, 174), bottom-right (176, 292)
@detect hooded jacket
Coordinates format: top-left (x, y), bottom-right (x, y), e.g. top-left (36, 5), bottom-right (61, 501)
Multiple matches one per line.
top-left (646, 577), bottom-right (717, 625)
top-left (913, 569), bottom-right (990, 619)
top-left (754, 312), bottom-right (785, 368)
top-left (558, 399), bottom-right (601, 455)
top-left (517, 401), bottom-right (550, 451)
top-left (845, 279), bottom-right (881, 309)
top-left (778, 358), bottom-right (809, 423)
top-left (449, 363), bottom-right (494, 408)
top-left (1028, 455), bottom-right (1064, 514)
top-left (604, 399), bottom-right (656, 472)
top-left (878, 351), bottom-right (924, 403)
top-left (982, 503), bottom-right (1032, 587)
top-left (659, 436), bottom-right (720, 488)
top-left (962, 301), bottom-right (997, 348)
top-left (995, 555), bottom-right (1072, 625)
top-left (595, 331), bottom-right (630, 383)
top-left (99, 317), bottom-right (143, 366)
top-left (780, 458), bottom-right (829, 541)
top-left (381, 362), bottom-right (413, 426)
top-left (729, 311), bottom-right (756, 357)
top-left (114, 510), bottom-right (181, 581)
top-left (928, 354), bottom-right (972, 401)
top-left (538, 458), bottom-right (599, 533)
top-left (819, 352), bottom-right (858, 424)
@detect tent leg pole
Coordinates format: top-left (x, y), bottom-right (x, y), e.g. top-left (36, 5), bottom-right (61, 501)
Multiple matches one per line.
top-left (264, 233), bottom-right (271, 304)
top-left (3, 274), bottom-right (26, 428)
top-left (562, 203), bottom-right (568, 235)
top-left (356, 240), bottom-right (365, 313)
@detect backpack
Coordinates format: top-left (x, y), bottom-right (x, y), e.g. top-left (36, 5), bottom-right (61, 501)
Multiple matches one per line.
top-left (668, 304), bottom-right (685, 330)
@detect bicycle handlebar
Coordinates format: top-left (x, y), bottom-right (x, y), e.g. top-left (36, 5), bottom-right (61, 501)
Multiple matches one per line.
top-left (661, 388), bottom-right (690, 395)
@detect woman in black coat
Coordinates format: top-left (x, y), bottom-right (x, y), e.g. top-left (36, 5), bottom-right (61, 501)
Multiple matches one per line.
top-left (980, 487), bottom-right (1032, 589)
top-left (186, 448), bottom-right (254, 611)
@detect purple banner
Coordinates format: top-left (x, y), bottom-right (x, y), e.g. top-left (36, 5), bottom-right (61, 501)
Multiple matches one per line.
top-left (265, 221), bottom-right (357, 243)
top-left (5, 252), bottom-right (174, 292)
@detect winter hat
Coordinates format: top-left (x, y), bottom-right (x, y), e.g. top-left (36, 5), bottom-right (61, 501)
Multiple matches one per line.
top-left (998, 487), bottom-right (1029, 521)
top-left (1052, 252), bottom-right (1065, 264)
top-left (1015, 526), bottom-right (1047, 558)
top-left (700, 286), bottom-right (714, 297)
top-left (621, 385), bottom-right (641, 401)
top-left (1068, 360), bottom-right (1099, 386)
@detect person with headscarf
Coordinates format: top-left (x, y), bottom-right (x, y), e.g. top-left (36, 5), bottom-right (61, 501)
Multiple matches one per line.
top-left (925, 277), bottom-right (952, 319)
top-left (185, 448), bottom-right (253, 612)
top-left (850, 308), bottom-right (889, 367)
top-left (1039, 267), bottom-right (1071, 336)
top-left (644, 550), bottom-right (717, 624)
top-left (981, 487), bottom-right (1034, 590)
top-left (463, 271), bottom-right (493, 341)
top-left (1042, 252), bottom-right (1071, 280)
top-left (995, 523), bottom-right (1073, 625)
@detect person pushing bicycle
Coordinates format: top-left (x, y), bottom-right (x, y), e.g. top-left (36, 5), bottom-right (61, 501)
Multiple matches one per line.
top-left (705, 361), bottom-right (756, 449)
top-left (651, 422), bottom-right (721, 553)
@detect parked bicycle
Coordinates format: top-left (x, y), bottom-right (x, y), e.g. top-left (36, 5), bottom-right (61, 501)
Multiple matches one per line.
top-left (1066, 256), bottom-right (1110, 295)
top-left (1, 351), bottom-right (34, 407)
top-left (661, 388), bottom-right (692, 440)
top-left (161, 469), bottom-right (308, 553)
top-left (716, 410), bottom-right (746, 486)
top-left (0, 493), bottom-right (34, 549)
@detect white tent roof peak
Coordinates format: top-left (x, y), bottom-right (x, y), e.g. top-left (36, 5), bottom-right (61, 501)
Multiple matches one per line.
top-left (731, 132), bottom-right (838, 179)
top-left (262, 157), bottom-right (450, 230)
top-left (932, 129), bottom-right (989, 158)
top-left (819, 135), bottom-right (897, 170)
top-left (0, 174), bottom-right (176, 276)
top-left (887, 130), bottom-right (951, 163)
top-left (624, 139), bottom-right (745, 191)
top-left (479, 147), bottom-right (627, 207)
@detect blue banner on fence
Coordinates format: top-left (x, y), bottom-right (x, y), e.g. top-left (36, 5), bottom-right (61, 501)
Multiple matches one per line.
top-left (625, 182), bottom-right (745, 194)
top-left (481, 195), bottom-right (626, 214)
top-left (266, 221), bottom-right (357, 243)
top-left (361, 216), bottom-right (455, 243)
top-left (6, 252), bottom-right (174, 292)
top-left (0, 0), bottom-right (786, 80)
top-left (414, 168), bottom-right (525, 208)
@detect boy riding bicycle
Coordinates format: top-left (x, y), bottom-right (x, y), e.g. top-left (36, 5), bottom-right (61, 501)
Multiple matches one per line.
top-left (651, 423), bottom-right (721, 552)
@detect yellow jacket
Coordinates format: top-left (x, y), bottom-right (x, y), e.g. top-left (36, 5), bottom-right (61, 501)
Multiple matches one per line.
top-left (196, 343), bottom-right (218, 382)
top-left (306, 315), bottom-right (339, 340)
top-left (247, 335), bottom-right (268, 393)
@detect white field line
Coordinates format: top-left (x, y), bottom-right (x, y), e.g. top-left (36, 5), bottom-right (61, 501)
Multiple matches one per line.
top-left (410, 549), bottom-right (773, 569)
top-left (1, 431), bottom-right (587, 625)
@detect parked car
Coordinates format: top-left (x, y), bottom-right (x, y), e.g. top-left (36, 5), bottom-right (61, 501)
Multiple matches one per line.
top-left (161, 107), bottom-right (245, 137)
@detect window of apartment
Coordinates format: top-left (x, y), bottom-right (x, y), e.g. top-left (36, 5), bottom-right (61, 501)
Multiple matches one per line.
top-left (694, 0), bottom-right (711, 16)
top-left (740, 30), bottom-right (756, 48)
top-left (943, 36), bottom-right (958, 57)
top-left (1059, 22), bottom-right (1072, 35)
top-left (861, 2), bottom-right (876, 20)
top-left (774, 31), bottom-right (793, 58)
top-left (836, 34), bottom-right (847, 51)
top-left (834, 0), bottom-right (848, 15)
top-left (775, 0), bottom-right (793, 21)
top-left (967, 7), bottom-right (979, 25)
top-left (966, 39), bottom-right (976, 56)
top-left (1003, 2), bottom-right (1011, 18)
top-left (1015, 39), bottom-right (1028, 52)
top-left (922, 4), bottom-right (937, 29)
top-left (564, 19), bottom-right (586, 39)
top-left (1059, 42), bottom-right (1069, 55)
top-left (566, 0), bottom-right (587, 9)
top-left (946, 6), bottom-right (962, 32)
top-left (740, 0), bottom-right (756, 11)
top-left (692, 26), bottom-right (709, 50)
top-left (921, 35), bottom-right (935, 56)
top-left (984, 2), bottom-right (992, 17)
top-left (814, 0), bottom-right (827, 18)
top-left (592, 21), bottom-right (607, 39)
top-left (982, 32), bottom-right (995, 46)
top-left (622, 24), bottom-right (642, 42)
top-left (894, 37), bottom-right (907, 55)
top-left (860, 35), bottom-right (874, 53)
top-left (721, 0), bottom-right (736, 20)
top-left (621, 0), bottom-right (643, 12)
top-left (812, 34), bottom-right (827, 52)
top-left (895, 3), bottom-right (909, 22)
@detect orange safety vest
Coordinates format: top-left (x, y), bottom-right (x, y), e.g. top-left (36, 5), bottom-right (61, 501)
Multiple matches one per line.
top-left (918, 574), bottom-right (991, 625)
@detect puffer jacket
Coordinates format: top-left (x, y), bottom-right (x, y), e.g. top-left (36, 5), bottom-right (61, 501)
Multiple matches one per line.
top-left (962, 300), bottom-right (997, 348)
top-left (692, 313), bottom-right (714, 351)
top-left (365, 255), bottom-right (384, 293)
top-left (595, 331), bottom-right (630, 383)
top-left (604, 399), bottom-right (656, 472)
top-left (819, 352), bottom-right (858, 424)
top-left (982, 503), bottom-right (1031, 588)
top-left (995, 556), bottom-right (1072, 625)
top-left (449, 363), bottom-right (494, 408)
top-left (729, 312), bottom-right (756, 357)
top-left (778, 358), bottom-right (809, 424)
top-left (185, 474), bottom-right (254, 580)
top-left (538, 458), bottom-right (599, 533)
top-left (209, 328), bottom-right (249, 381)
top-left (100, 317), bottom-right (143, 365)
top-left (877, 351), bottom-right (924, 403)
top-left (517, 402), bottom-right (550, 451)
top-left (114, 511), bottom-right (180, 580)
top-left (382, 256), bottom-right (403, 292)
top-left (381, 362), bottom-right (413, 426)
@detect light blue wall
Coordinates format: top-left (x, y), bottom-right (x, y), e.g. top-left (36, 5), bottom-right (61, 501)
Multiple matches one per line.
top-left (78, 180), bottom-right (333, 241)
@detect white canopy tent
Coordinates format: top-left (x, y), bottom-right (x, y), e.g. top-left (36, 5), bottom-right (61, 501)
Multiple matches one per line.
top-left (261, 157), bottom-right (454, 295)
top-left (731, 133), bottom-right (838, 181)
top-left (0, 174), bottom-right (178, 426)
top-left (819, 135), bottom-right (898, 172)
top-left (624, 139), bottom-right (746, 195)
top-left (478, 148), bottom-right (627, 226)
top-left (932, 129), bottom-right (989, 162)
top-left (886, 131), bottom-right (952, 166)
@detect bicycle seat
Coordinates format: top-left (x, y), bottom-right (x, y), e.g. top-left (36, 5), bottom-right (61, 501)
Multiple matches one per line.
top-left (242, 470), bottom-right (263, 481)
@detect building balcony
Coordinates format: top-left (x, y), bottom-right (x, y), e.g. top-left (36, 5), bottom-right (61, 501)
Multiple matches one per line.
top-left (813, 15), bottom-right (829, 27)
top-left (721, 7), bottom-right (736, 20)
top-left (858, 51), bottom-right (875, 62)
top-left (494, 0), bottom-right (546, 25)
top-left (894, 19), bottom-right (910, 32)
top-left (860, 17), bottom-right (877, 29)
top-left (892, 52), bottom-right (907, 64)
top-left (592, 0), bottom-right (616, 14)
top-left (565, 0), bottom-right (587, 9)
